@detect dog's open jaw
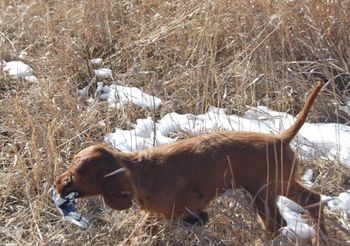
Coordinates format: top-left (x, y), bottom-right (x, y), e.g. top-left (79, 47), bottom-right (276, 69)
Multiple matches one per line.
top-left (50, 186), bottom-right (89, 230)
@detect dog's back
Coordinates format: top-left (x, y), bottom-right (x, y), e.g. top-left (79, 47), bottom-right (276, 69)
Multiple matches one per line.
top-left (142, 81), bottom-right (324, 188)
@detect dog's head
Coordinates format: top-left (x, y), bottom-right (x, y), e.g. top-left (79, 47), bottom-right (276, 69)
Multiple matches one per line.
top-left (55, 145), bottom-right (133, 210)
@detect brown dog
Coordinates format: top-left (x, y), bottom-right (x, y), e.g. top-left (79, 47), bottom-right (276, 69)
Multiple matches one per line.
top-left (55, 82), bottom-right (325, 240)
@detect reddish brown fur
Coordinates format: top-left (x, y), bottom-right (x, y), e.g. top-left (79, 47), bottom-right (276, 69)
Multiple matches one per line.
top-left (55, 82), bottom-right (326, 240)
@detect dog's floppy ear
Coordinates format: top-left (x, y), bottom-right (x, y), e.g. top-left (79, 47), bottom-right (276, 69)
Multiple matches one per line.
top-left (102, 191), bottom-right (132, 210)
top-left (99, 172), bottom-right (133, 210)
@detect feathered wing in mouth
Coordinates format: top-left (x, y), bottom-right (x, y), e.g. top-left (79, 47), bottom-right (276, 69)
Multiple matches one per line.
top-left (50, 186), bottom-right (90, 230)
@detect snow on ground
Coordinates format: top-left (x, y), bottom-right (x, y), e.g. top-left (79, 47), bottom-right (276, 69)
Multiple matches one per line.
top-left (89, 58), bottom-right (350, 241)
top-left (83, 58), bottom-right (162, 110)
top-left (322, 191), bottom-right (350, 231)
top-left (340, 97), bottom-right (350, 115)
top-left (94, 68), bottom-right (113, 79)
top-left (90, 58), bottom-right (103, 66)
top-left (300, 169), bottom-right (313, 188)
top-left (2, 60), bottom-right (38, 83)
top-left (96, 82), bottom-right (162, 110)
top-left (277, 196), bottom-right (316, 241)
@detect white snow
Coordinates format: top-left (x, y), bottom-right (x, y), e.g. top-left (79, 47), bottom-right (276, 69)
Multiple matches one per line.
top-left (23, 75), bottom-right (39, 83)
top-left (19, 50), bottom-right (28, 60)
top-left (2, 60), bottom-right (38, 83)
top-left (277, 196), bottom-right (316, 241)
top-left (78, 87), bottom-right (88, 99)
top-left (323, 191), bottom-right (350, 215)
top-left (3, 61), bottom-right (32, 77)
top-left (340, 97), bottom-right (350, 115)
top-left (102, 95), bottom-right (350, 241)
top-left (300, 169), bottom-right (313, 188)
top-left (90, 58), bottom-right (103, 66)
top-left (105, 117), bottom-right (174, 152)
top-left (96, 82), bottom-right (162, 110)
top-left (94, 68), bottom-right (113, 78)
top-left (322, 191), bottom-right (350, 230)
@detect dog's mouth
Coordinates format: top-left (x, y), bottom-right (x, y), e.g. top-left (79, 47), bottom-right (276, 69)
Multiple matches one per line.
top-left (50, 186), bottom-right (89, 230)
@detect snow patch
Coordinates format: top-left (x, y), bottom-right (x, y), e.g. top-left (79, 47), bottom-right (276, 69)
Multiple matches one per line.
top-left (90, 58), bottom-right (103, 66)
top-left (323, 191), bottom-right (350, 214)
top-left (340, 97), bottom-right (350, 115)
top-left (94, 68), bottom-right (113, 78)
top-left (322, 191), bottom-right (350, 230)
top-left (276, 196), bottom-right (315, 241)
top-left (105, 117), bottom-right (174, 152)
top-left (96, 82), bottom-right (162, 110)
top-left (2, 60), bottom-right (38, 83)
top-left (277, 196), bottom-right (315, 241)
top-left (300, 169), bottom-right (313, 188)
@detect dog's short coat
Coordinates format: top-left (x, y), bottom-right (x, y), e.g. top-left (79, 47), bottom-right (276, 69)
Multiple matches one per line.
top-left (55, 82), bottom-right (326, 240)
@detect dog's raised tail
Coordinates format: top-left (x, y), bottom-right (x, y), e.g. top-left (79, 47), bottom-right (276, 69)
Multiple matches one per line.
top-left (281, 81), bottom-right (323, 144)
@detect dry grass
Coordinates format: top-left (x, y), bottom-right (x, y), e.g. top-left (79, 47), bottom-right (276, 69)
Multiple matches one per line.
top-left (1, 0), bottom-right (350, 245)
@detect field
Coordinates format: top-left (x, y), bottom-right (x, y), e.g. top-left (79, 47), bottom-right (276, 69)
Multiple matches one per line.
top-left (1, 0), bottom-right (350, 245)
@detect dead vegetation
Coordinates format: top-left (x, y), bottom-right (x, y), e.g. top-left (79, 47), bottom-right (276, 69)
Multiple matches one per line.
top-left (1, 0), bottom-right (350, 245)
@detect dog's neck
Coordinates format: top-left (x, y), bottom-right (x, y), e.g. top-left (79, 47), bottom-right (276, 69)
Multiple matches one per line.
top-left (111, 151), bottom-right (145, 200)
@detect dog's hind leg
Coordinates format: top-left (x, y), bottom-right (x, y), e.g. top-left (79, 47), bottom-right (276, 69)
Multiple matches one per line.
top-left (254, 190), bottom-right (287, 239)
top-left (286, 182), bottom-right (328, 244)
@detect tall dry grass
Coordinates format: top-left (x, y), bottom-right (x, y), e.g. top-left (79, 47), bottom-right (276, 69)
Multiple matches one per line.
top-left (1, 0), bottom-right (350, 245)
